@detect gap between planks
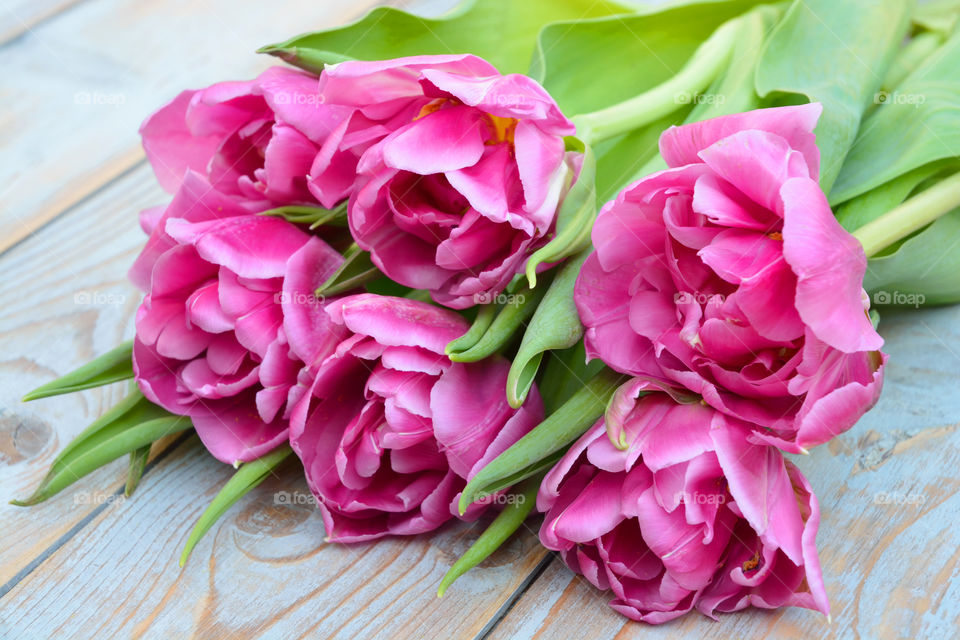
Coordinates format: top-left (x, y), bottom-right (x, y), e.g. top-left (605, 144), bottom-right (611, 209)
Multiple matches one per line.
top-left (0, 431), bottom-right (194, 600)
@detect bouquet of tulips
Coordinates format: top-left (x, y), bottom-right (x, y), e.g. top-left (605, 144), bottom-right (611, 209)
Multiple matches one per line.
top-left (17, 0), bottom-right (960, 626)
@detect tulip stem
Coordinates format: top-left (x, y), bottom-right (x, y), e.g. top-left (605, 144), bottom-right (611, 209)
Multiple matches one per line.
top-left (570, 17), bottom-right (740, 146)
top-left (853, 171), bottom-right (960, 258)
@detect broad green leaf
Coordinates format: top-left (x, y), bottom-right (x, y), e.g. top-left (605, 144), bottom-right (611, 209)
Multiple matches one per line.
top-left (316, 243), bottom-right (380, 298)
top-left (125, 444), bottom-right (151, 497)
top-left (836, 160), bottom-right (957, 232)
top-left (755, 0), bottom-right (913, 193)
top-left (524, 144), bottom-right (596, 286)
top-left (447, 280), bottom-right (549, 363)
top-left (912, 0), bottom-right (960, 34)
top-left (831, 28), bottom-right (960, 203)
top-left (609, 3), bottom-right (783, 193)
top-left (437, 474), bottom-right (541, 597)
top-left (445, 303), bottom-right (497, 355)
top-left (864, 207), bottom-right (960, 306)
top-left (685, 3), bottom-right (782, 121)
top-left (594, 110), bottom-right (687, 202)
top-left (180, 445), bottom-right (293, 566)
top-left (11, 391), bottom-right (189, 506)
top-left (537, 341), bottom-right (606, 415)
top-left (506, 252), bottom-right (587, 409)
top-left (458, 367), bottom-right (627, 514)
top-left (23, 341), bottom-right (133, 401)
top-left (260, 202), bottom-right (348, 229)
top-left (260, 0), bottom-right (631, 76)
top-left (853, 169), bottom-right (960, 255)
top-left (880, 31), bottom-right (944, 94)
top-left (531, 0), bottom-right (766, 117)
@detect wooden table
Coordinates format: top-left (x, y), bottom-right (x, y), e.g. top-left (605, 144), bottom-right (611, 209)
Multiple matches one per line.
top-left (1, 1), bottom-right (958, 638)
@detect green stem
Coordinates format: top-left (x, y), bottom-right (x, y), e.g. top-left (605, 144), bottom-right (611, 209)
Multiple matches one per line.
top-left (570, 17), bottom-right (740, 145)
top-left (437, 474), bottom-right (542, 597)
top-left (853, 171), bottom-right (960, 258)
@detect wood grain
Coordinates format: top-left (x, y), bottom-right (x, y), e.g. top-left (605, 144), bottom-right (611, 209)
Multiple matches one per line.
top-left (486, 305), bottom-right (960, 639)
top-left (0, 0), bottom-right (84, 46)
top-left (0, 0), bottom-right (381, 254)
top-left (0, 163), bottom-right (168, 588)
top-left (0, 436), bottom-right (548, 639)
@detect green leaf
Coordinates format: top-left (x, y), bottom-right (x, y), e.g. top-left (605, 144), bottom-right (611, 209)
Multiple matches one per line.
top-left (524, 146), bottom-right (596, 286)
top-left (880, 31), bottom-right (944, 94)
top-left (180, 445), bottom-right (293, 566)
top-left (537, 341), bottom-right (606, 415)
top-left (836, 160), bottom-right (957, 232)
top-left (864, 207), bottom-right (960, 306)
top-left (437, 474), bottom-right (541, 597)
top-left (447, 279), bottom-right (550, 363)
top-left (10, 391), bottom-right (189, 506)
top-left (755, 0), bottom-right (913, 193)
top-left (506, 251), bottom-right (587, 408)
top-left (685, 3), bottom-right (783, 121)
top-left (831, 28), bottom-right (960, 203)
top-left (260, 202), bottom-right (348, 229)
top-left (593, 110), bottom-right (687, 202)
top-left (912, 0), bottom-right (960, 34)
top-left (125, 444), bottom-right (151, 497)
top-left (458, 367), bottom-right (627, 514)
top-left (316, 243), bottom-right (380, 298)
top-left (445, 303), bottom-right (497, 355)
top-left (259, 0), bottom-right (631, 76)
top-left (22, 341), bottom-right (134, 402)
top-left (531, 0), bottom-right (766, 117)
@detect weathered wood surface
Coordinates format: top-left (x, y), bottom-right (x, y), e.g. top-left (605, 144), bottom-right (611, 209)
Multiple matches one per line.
top-left (0, 0), bottom-right (958, 638)
top-left (487, 306), bottom-right (960, 640)
top-left (0, 0), bottom-right (381, 254)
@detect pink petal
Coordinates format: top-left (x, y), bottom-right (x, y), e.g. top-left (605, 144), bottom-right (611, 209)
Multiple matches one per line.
top-left (382, 105), bottom-right (486, 174)
top-left (660, 103), bottom-right (822, 179)
top-left (781, 177), bottom-right (883, 353)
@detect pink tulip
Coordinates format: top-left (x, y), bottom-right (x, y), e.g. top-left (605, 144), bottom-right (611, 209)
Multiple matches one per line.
top-left (287, 294), bottom-right (544, 542)
top-left (130, 171), bottom-right (345, 464)
top-left (320, 54), bottom-right (578, 308)
top-left (575, 104), bottom-right (886, 453)
top-left (140, 66), bottom-right (362, 209)
top-left (538, 385), bottom-right (829, 624)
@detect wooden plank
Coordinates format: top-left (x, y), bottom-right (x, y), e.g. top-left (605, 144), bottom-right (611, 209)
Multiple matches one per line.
top-left (0, 435), bottom-right (549, 639)
top-left (0, 0), bottom-right (381, 254)
top-left (486, 305), bottom-right (960, 639)
top-left (0, 0), bottom-right (382, 588)
top-left (0, 0), bottom-right (85, 46)
top-left (0, 164), bottom-right (170, 588)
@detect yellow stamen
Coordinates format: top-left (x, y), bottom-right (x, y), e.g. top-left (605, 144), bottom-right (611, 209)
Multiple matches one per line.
top-left (485, 114), bottom-right (518, 146)
top-left (742, 549), bottom-right (761, 572)
top-left (414, 98), bottom-right (450, 121)
top-left (768, 231), bottom-right (784, 241)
